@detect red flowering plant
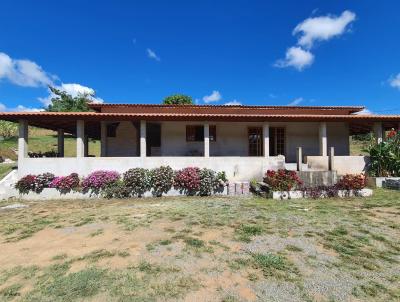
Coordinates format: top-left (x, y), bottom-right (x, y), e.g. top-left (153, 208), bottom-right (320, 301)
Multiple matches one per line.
top-left (50, 173), bottom-right (80, 194)
top-left (336, 173), bottom-right (366, 191)
top-left (263, 169), bottom-right (303, 192)
top-left (15, 175), bottom-right (36, 195)
top-left (82, 170), bottom-right (120, 196)
top-left (174, 167), bottom-right (201, 196)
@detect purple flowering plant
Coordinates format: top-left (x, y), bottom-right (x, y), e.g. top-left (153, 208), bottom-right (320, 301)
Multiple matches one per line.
top-left (51, 173), bottom-right (80, 194)
top-left (82, 170), bottom-right (120, 195)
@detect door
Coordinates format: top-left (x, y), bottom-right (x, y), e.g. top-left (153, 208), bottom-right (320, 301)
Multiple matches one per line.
top-left (147, 123), bottom-right (161, 156)
top-left (248, 127), bottom-right (263, 156)
top-left (269, 127), bottom-right (285, 156)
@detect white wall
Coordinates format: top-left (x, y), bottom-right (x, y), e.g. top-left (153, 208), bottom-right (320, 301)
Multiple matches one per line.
top-left (106, 121), bottom-right (139, 156)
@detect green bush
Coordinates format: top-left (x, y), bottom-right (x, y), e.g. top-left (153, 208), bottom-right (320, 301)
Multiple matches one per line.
top-left (199, 168), bottom-right (215, 196)
top-left (149, 166), bottom-right (174, 197)
top-left (101, 180), bottom-right (131, 199)
top-left (123, 168), bottom-right (150, 197)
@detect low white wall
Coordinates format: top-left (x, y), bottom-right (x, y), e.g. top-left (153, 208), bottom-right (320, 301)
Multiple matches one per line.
top-left (306, 155), bottom-right (369, 175)
top-left (18, 156), bottom-right (285, 181)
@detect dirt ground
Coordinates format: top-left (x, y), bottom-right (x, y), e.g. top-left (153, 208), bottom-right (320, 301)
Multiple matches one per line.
top-left (0, 190), bottom-right (399, 301)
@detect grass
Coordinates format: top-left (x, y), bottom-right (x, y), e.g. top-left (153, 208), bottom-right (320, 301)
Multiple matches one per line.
top-left (0, 163), bottom-right (15, 180)
top-left (0, 189), bottom-right (399, 301)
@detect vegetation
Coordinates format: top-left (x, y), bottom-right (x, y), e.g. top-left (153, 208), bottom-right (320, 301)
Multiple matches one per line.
top-left (0, 189), bottom-right (398, 301)
top-left (0, 121), bottom-right (18, 139)
top-left (163, 94), bottom-right (193, 105)
top-left (46, 86), bottom-right (94, 112)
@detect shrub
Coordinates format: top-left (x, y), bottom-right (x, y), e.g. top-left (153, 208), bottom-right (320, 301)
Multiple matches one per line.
top-left (15, 175), bottom-right (36, 194)
top-left (51, 173), bottom-right (80, 194)
top-left (336, 174), bottom-right (366, 191)
top-left (302, 185), bottom-right (340, 199)
top-left (82, 170), bottom-right (120, 196)
top-left (174, 167), bottom-right (201, 196)
top-left (28, 151), bottom-right (59, 158)
top-left (199, 168), bottom-right (215, 196)
top-left (149, 166), bottom-right (174, 197)
top-left (123, 168), bottom-right (150, 197)
top-left (263, 170), bottom-right (303, 191)
top-left (101, 180), bottom-right (131, 199)
top-left (34, 173), bottom-right (55, 193)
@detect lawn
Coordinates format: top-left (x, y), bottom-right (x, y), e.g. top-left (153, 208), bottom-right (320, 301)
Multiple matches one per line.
top-left (0, 190), bottom-right (399, 301)
top-left (0, 164), bottom-right (16, 180)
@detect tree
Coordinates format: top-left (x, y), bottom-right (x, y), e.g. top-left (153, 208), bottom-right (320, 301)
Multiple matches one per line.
top-left (163, 94), bottom-right (193, 105)
top-left (46, 86), bottom-right (93, 112)
top-left (0, 121), bottom-right (18, 138)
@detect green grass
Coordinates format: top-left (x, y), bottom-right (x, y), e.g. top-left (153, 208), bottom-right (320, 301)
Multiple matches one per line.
top-left (0, 163), bottom-right (15, 180)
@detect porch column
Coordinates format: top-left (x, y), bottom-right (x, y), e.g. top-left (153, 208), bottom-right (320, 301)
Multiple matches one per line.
top-left (76, 120), bottom-right (85, 158)
top-left (319, 122), bottom-right (328, 156)
top-left (373, 122), bottom-right (383, 143)
top-left (57, 129), bottom-right (64, 157)
top-left (263, 123), bottom-right (270, 157)
top-left (84, 135), bottom-right (89, 157)
top-left (18, 120), bottom-right (28, 166)
top-left (100, 121), bottom-right (107, 157)
top-left (140, 120), bottom-right (146, 158)
top-left (204, 123), bottom-right (210, 158)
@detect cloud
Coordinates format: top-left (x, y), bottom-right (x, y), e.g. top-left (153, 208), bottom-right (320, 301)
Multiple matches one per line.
top-left (0, 103), bottom-right (44, 112)
top-left (0, 103), bottom-right (6, 111)
top-left (294, 10), bottom-right (356, 49)
top-left (224, 100), bottom-right (241, 105)
top-left (38, 83), bottom-right (104, 106)
top-left (0, 52), bottom-right (54, 87)
top-left (354, 108), bottom-right (373, 115)
top-left (146, 48), bottom-right (160, 61)
top-left (275, 47), bottom-right (314, 71)
top-left (203, 90), bottom-right (222, 103)
top-left (287, 97), bottom-right (304, 106)
top-left (389, 73), bottom-right (400, 90)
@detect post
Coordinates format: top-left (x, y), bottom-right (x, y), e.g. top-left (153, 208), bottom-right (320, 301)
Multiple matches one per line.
top-left (57, 129), bottom-right (64, 157)
top-left (84, 135), bottom-right (89, 157)
top-left (329, 147), bottom-right (335, 171)
top-left (263, 123), bottom-right (270, 157)
top-left (76, 120), bottom-right (85, 157)
top-left (100, 121), bottom-right (107, 157)
top-left (296, 147), bottom-right (302, 171)
top-left (140, 120), bottom-right (146, 157)
top-left (373, 122), bottom-right (383, 143)
top-left (18, 120), bottom-right (28, 166)
top-left (319, 122), bottom-right (328, 156)
top-left (204, 123), bottom-right (210, 158)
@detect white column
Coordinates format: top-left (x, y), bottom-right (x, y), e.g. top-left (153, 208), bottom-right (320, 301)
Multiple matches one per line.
top-left (57, 129), bottom-right (64, 157)
top-left (263, 123), bottom-right (270, 157)
top-left (18, 120), bottom-right (28, 166)
top-left (140, 120), bottom-right (146, 157)
top-left (319, 122), bottom-right (328, 156)
top-left (204, 123), bottom-right (210, 158)
top-left (329, 146), bottom-right (335, 171)
top-left (296, 147), bottom-right (302, 171)
top-left (373, 122), bottom-right (383, 143)
top-left (100, 121), bottom-right (107, 157)
top-left (76, 120), bottom-right (85, 158)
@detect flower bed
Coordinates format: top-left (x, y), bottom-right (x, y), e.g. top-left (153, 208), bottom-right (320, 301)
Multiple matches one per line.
top-left (15, 166), bottom-right (228, 199)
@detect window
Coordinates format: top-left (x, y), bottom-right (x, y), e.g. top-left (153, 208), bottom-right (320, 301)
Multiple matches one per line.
top-left (248, 127), bottom-right (263, 156)
top-left (186, 125), bottom-right (216, 142)
top-left (106, 123), bottom-right (120, 137)
top-left (269, 127), bottom-right (285, 156)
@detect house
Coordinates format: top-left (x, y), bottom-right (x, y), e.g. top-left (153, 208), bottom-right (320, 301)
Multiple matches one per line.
top-left (1, 104), bottom-right (399, 180)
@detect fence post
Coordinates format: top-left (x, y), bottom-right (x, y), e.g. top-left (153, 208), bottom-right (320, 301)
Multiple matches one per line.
top-left (296, 147), bottom-right (303, 171)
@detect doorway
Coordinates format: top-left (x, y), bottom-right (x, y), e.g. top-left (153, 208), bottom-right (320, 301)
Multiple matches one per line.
top-left (147, 123), bottom-right (161, 156)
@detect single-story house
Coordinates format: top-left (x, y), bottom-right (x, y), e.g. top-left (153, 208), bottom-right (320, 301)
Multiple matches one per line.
top-left (1, 104), bottom-right (399, 180)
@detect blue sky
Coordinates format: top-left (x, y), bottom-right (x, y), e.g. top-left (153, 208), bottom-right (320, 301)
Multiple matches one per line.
top-left (0, 0), bottom-right (400, 113)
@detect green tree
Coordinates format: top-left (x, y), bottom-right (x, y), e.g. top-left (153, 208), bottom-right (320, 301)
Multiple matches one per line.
top-left (0, 121), bottom-right (18, 138)
top-left (163, 94), bottom-right (193, 105)
top-left (46, 86), bottom-right (93, 112)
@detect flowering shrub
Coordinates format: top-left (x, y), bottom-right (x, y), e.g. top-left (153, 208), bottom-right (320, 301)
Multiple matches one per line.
top-left (15, 175), bottom-right (36, 194)
top-left (336, 173), bottom-right (366, 191)
top-left (149, 166), bottom-right (174, 197)
top-left (101, 180), bottom-right (131, 199)
top-left (199, 168), bottom-right (215, 196)
top-left (174, 167), bottom-right (201, 196)
top-left (82, 170), bottom-right (120, 195)
top-left (34, 173), bottom-right (55, 193)
top-left (302, 185), bottom-right (340, 199)
top-left (123, 168), bottom-right (150, 197)
top-left (263, 169), bottom-right (303, 191)
top-left (51, 173), bottom-right (80, 194)
top-left (28, 151), bottom-right (59, 158)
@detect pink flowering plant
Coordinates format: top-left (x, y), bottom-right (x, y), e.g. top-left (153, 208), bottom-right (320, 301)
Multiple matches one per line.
top-left (82, 170), bottom-right (120, 196)
top-left (264, 169), bottom-right (303, 191)
top-left (51, 173), bottom-right (80, 194)
top-left (149, 166), bottom-right (174, 197)
top-left (174, 167), bottom-right (201, 196)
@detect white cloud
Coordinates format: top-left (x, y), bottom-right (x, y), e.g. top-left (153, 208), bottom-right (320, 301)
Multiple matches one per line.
top-left (0, 103), bottom-right (6, 111)
top-left (294, 10), bottom-right (356, 49)
top-left (389, 73), bottom-right (400, 90)
top-left (146, 48), bottom-right (160, 61)
top-left (0, 52), bottom-right (54, 87)
top-left (354, 108), bottom-right (373, 115)
top-left (203, 90), bottom-right (222, 103)
top-left (38, 83), bottom-right (104, 106)
top-left (275, 47), bottom-right (314, 71)
top-left (224, 100), bottom-right (241, 105)
top-left (14, 105), bottom-right (44, 112)
top-left (287, 97), bottom-right (304, 106)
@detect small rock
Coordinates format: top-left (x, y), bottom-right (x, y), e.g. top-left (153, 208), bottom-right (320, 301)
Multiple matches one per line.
top-left (0, 203), bottom-right (28, 210)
